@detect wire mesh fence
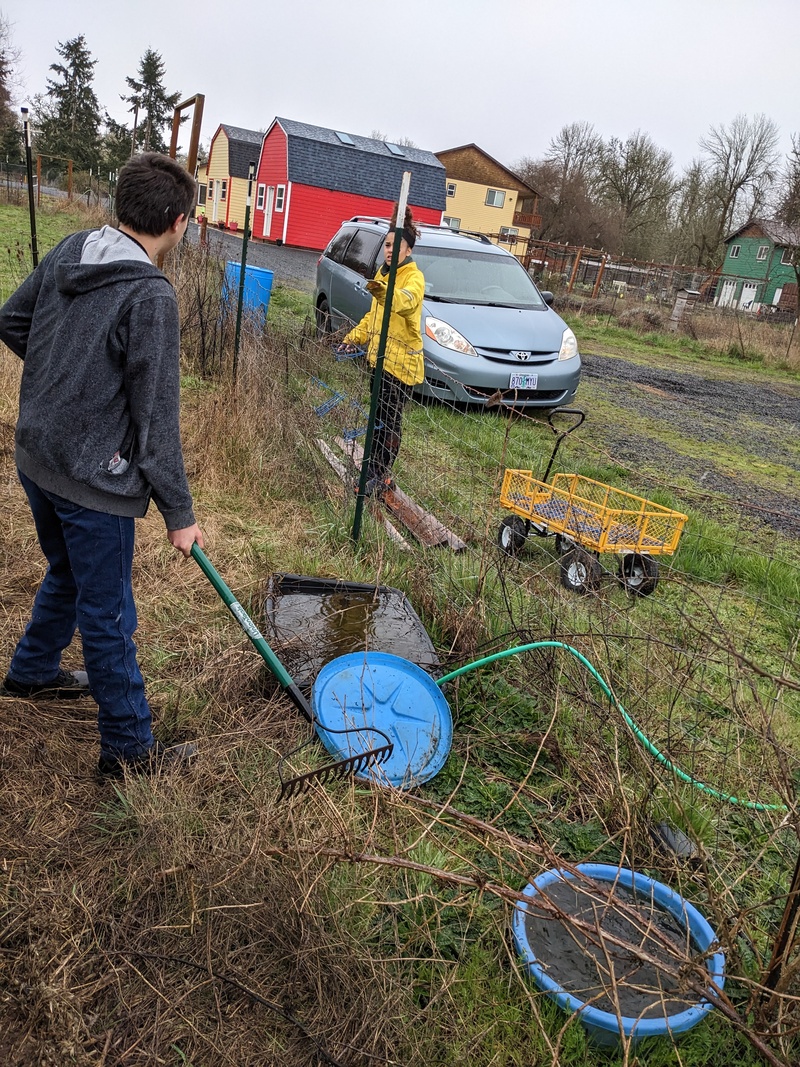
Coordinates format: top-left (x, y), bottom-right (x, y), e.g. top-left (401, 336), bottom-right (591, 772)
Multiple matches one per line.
top-left (166, 225), bottom-right (800, 1061)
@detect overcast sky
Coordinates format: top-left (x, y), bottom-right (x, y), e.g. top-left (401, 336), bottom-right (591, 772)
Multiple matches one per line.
top-left (4, 0), bottom-right (799, 173)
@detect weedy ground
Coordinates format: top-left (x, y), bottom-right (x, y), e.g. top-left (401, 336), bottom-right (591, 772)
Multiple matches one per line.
top-left (1, 208), bottom-right (799, 1067)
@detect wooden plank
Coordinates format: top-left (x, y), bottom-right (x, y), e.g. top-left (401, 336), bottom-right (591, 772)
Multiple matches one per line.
top-left (316, 439), bottom-right (412, 551)
top-left (334, 438), bottom-right (467, 552)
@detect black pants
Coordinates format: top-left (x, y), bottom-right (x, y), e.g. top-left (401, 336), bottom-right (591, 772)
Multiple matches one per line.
top-left (369, 370), bottom-right (412, 479)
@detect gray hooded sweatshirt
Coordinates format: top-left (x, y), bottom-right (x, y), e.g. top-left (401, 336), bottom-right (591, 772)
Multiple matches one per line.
top-left (0, 226), bottom-right (195, 529)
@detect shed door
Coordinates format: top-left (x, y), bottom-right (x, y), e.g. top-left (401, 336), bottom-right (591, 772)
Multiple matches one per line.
top-left (262, 186), bottom-right (275, 238)
top-left (739, 282), bottom-right (758, 310)
top-left (717, 279), bottom-right (736, 308)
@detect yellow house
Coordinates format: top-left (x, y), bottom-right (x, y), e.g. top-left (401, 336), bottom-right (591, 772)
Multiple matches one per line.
top-left (205, 124), bottom-right (264, 230)
top-left (434, 144), bottom-right (541, 255)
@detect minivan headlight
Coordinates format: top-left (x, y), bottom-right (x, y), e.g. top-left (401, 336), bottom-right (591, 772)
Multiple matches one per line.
top-left (558, 327), bottom-right (578, 361)
top-left (425, 316), bottom-right (477, 356)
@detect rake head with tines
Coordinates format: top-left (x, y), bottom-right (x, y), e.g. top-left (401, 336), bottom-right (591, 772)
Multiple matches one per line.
top-left (278, 724), bottom-right (393, 802)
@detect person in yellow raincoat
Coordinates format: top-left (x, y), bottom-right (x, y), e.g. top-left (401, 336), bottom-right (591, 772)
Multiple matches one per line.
top-left (338, 206), bottom-right (425, 497)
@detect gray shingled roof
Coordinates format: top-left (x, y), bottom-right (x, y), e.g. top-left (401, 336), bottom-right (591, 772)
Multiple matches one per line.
top-left (221, 124), bottom-right (264, 180)
top-left (274, 117), bottom-right (446, 210)
top-left (726, 217), bottom-right (800, 247)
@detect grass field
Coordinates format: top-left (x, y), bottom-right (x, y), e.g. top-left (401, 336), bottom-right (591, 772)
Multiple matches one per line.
top-left (1, 213), bottom-right (799, 1066)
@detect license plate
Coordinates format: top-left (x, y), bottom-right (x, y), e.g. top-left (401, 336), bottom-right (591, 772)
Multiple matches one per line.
top-left (508, 372), bottom-right (538, 390)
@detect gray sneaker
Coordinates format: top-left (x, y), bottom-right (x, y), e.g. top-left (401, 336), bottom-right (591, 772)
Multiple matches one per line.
top-left (1, 669), bottom-right (91, 700)
top-left (98, 740), bottom-right (198, 779)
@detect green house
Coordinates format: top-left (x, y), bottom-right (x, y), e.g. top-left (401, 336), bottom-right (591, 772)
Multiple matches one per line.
top-left (716, 218), bottom-right (799, 313)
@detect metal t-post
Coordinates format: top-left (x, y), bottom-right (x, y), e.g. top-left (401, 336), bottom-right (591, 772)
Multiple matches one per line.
top-left (233, 162), bottom-right (256, 384)
top-left (352, 171), bottom-right (412, 542)
top-left (21, 109), bottom-right (38, 268)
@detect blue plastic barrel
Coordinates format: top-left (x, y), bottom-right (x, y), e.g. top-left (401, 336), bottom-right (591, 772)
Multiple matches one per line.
top-left (224, 261), bottom-right (274, 320)
top-left (512, 863), bottom-right (725, 1048)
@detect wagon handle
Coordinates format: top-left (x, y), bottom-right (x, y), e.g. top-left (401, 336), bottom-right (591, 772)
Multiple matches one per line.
top-left (542, 408), bottom-right (586, 482)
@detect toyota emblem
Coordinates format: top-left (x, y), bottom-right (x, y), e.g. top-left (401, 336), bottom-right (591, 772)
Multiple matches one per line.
top-left (512, 351), bottom-right (533, 361)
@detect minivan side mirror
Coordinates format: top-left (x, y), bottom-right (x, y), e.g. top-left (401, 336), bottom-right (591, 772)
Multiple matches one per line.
top-left (540, 291), bottom-right (554, 306)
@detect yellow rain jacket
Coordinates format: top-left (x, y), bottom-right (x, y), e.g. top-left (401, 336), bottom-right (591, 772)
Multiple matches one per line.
top-left (344, 258), bottom-right (425, 386)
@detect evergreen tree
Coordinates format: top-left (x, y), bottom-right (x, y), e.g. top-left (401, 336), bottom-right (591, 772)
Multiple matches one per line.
top-left (34, 35), bottom-right (101, 170)
top-left (0, 13), bottom-right (21, 162)
top-left (100, 113), bottom-right (133, 171)
top-left (122, 49), bottom-right (180, 154)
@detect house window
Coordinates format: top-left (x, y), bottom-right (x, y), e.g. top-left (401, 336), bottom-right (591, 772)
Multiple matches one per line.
top-left (499, 226), bottom-right (519, 243)
top-left (729, 244), bottom-right (740, 259)
top-left (385, 142), bottom-right (405, 156)
top-left (335, 131), bottom-right (355, 146)
top-left (485, 188), bottom-right (505, 208)
top-left (220, 180), bottom-right (228, 201)
top-left (256, 184), bottom-right (265, 210)
top-left (275, 185), bottom-right (286, 211)
top-left (208, 178), bottom-right (214, 199)
top-left (757, 244), bottom-right (769, 261)
top-left (446, 182), bottom-right (456, 197)
top-left (781, 248), bottom-right (795, 265)
top-left (442, 216), bottom-right (460, 230)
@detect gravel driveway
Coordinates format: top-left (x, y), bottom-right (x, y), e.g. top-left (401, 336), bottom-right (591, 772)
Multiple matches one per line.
top-left (580, 350), bottom-right (800, 537)
top-left (185, 224), bottom-right (318, 292)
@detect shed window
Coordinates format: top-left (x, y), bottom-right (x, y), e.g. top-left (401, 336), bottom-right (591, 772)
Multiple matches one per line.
top-left (275, 185), bottom-right (285, 211)
top-left (781, 248), bottom-right (794, 265)
top-left (757, 244), bottom-right (769, 261)
top-left (220, 179), bottom-right (228, 201)
top-left (729, 244), bottom-right (740, 259)
top-left (485, 189), bottom-right (505, 208)
top-left (256, 184), bottom-right (265, 210)
top-left (446, 182), bottom-right (457, 197)
top-left (208, 178), bottom-right (214, 199)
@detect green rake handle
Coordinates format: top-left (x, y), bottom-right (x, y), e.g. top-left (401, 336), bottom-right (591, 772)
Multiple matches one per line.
top-left (191, 543), bottom-right (313, 723)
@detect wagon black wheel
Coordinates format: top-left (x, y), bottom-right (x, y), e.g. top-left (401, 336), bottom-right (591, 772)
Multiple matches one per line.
top-left (555, 534), bottom-right (574, 555)
top-left (560, 548), bottom-right (601, 594)
top-left (498, 515), bottom-right (528, 556)
top-left (619, 553), bottom-right (659, 596)
top-left (315, 296), bottom-right (332, 336)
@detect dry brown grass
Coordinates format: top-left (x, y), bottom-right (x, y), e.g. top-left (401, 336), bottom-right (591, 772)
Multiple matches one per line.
top-left (2, 253), bottom-right (799, 1066)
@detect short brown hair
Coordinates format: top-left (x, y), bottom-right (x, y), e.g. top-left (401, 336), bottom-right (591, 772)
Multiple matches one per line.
top-left (116, 153), bottom-right (197, 237)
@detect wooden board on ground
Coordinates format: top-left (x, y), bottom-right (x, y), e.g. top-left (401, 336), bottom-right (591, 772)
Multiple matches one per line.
top-left (334, 438), bottom-right (467, 552)
top-left (316, 439), bottom-right (412, 550)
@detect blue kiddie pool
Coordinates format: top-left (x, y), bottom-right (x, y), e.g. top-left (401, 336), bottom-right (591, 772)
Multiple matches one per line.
top-left (512, 863), bottom-right (725, 1048)
top-left (313, 651), bottom-right (453, 788)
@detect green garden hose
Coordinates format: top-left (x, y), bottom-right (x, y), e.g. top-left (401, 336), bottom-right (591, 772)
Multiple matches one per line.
top-left (436, 641), bottom-right (787, 813)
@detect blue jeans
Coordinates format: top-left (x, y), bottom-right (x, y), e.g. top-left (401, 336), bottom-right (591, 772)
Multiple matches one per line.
top-left (9, 471), bottom-right (154, 760)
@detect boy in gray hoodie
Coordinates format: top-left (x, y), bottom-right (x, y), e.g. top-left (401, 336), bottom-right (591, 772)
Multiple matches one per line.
top-left (0, 152), bottom-right (204, 777)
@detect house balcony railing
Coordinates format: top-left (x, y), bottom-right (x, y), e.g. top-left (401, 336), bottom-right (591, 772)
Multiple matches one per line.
top-left (513, 211), bottom-right (542, 230)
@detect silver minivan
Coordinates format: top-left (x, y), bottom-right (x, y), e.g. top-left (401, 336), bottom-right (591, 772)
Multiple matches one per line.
top-left (315, 218), bottom-right (581, 408)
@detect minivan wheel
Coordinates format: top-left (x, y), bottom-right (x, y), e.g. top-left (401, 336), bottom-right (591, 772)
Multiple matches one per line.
top-left (315, 297), bottom-right (332, 336)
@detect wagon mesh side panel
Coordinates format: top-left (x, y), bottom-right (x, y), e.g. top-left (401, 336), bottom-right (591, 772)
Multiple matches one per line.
top-left (500, 471), bottom-right (687, 555)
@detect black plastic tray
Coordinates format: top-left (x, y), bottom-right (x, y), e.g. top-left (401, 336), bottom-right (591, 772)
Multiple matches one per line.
top-left (264, 573), bottom-right (440, 690)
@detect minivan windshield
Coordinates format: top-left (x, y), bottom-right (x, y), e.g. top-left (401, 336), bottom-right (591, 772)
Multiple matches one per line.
top-left (413, 245), bottom-right (546, 309)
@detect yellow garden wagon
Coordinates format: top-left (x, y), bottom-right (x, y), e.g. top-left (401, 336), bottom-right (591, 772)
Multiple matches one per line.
top-left (497, 410), bottom-right (688, 596)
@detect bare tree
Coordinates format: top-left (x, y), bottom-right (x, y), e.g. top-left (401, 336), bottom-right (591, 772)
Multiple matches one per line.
top-left (545, 120), bottom-right (602, 189)
top-left (699, 113), bottom-right (780, 256)
top-left (595, 131), bottom-right (676, 258)
top-left (515, 122), bottom-right (613, 248)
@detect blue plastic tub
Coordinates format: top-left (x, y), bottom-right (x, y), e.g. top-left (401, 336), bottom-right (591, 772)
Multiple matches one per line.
top-left (512, 863), bottom-right (725, 1048)
top-left (224, 261), bottom-right (274, 320)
